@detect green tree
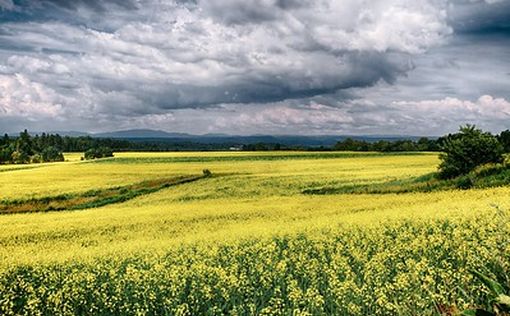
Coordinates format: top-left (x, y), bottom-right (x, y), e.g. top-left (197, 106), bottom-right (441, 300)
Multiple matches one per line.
top-left (16, 129), bottom-right (33, 156)
top-left (498, 129), bottom-right (510, 153)
top-left (0, 134), bottom-right (9, 147)
top-left (41, 146), bottom-right (65, 162)
top-left (438, 125), bottom-right (504, 179)
top-left (0, 147), bottom-right (13, 163)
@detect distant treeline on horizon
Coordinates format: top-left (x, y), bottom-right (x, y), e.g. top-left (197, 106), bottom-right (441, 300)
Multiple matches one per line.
top-left (1, 129), bottom-right (510, 164)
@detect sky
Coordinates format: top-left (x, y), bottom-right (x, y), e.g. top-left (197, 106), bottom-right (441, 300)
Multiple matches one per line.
top-left (0, 0), bottom-right (509, 136)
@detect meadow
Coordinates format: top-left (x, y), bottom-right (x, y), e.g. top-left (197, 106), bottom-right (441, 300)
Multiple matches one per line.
top-left (0, 151), bottom-right (509, 315)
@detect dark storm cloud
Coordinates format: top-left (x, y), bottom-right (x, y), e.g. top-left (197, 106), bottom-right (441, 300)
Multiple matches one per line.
top-left (449, 0), bottom-right (510, 34)
top-left (0, 0), bottom-right (509, 134)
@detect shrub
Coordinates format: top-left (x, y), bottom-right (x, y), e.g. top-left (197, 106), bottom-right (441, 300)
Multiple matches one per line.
top-left (31, 154), bottom-right (43, 164)
top-left (438, 125), bottom-right (504, 179)
top-left (455, 175), bottom-right (474, 190)
top-left (84, 147), bottom-right (114, 160)
top-left (472, 162), bottom-right (507, 178)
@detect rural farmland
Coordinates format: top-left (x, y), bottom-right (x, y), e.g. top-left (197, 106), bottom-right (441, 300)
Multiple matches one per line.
top-left (0, 151), bottom-right (509, 315)
top-left (2, 0), bottom-right (510, 314)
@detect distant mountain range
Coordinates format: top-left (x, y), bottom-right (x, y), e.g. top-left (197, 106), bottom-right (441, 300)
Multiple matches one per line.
top-left (7, 129), bottom-right (433, 147)
top-left (94, 129), bottom-right (191, 138)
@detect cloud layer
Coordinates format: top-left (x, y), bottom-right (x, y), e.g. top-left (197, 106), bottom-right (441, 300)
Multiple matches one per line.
top-left (0, 0), bottom-right (509, 134)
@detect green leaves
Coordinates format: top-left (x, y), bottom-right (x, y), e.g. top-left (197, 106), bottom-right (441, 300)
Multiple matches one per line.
top-left (462, 309), bottom-right (496, 316)
top-left (471, 270), bottom-right (505, 296)
top-left (464, 269), bottom-right (510, 315)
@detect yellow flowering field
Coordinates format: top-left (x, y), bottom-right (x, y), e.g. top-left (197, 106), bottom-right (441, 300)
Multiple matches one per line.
top-left (0, 151), bottom-right (508, 315)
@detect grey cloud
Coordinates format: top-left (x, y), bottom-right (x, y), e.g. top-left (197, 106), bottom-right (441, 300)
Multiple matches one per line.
top-left (448, 0), bottom-right (510, 33)
top-left (0, 0), bottom-right (14, 10)
top-left (0, 0), bottom-right (508, 135)
top-left (201, 1), bottom-right (280, 25)
top-left (7, 0), bottom-right (138, 12)
top-left (0, 0), bottom-right (441, 117)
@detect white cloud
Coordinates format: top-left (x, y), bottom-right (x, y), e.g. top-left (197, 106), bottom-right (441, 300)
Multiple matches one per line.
top-left (207, 95), bottom-right (510, 135)
top-left (236, 102), bottom-right (353, 127)
top-left (0, 74), bottom-right (64, 118)
top-left (392, 95), bottom-right (510, 119)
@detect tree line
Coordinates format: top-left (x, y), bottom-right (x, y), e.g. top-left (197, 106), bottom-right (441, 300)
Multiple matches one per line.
top-left (1, 128), bottom-right (509, 165)
top-left (0, 130), bottom-right (65, 164)
top-left (244, 130), bottom-right (510, 152)
top-left (334, 130), bottom-right (510, 153)
top-left (0, 130), bottom-right (118, 164)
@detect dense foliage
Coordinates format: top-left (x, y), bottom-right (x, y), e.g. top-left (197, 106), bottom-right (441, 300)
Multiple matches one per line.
top-left (498, 129), bottom-right (510, 153)
top-left (438, 125), bottom-right (504, 179)
top-left (84, 147), bottom-right (114, 160)
top-left (0, 132), bottom-right (153, 159)
top-left (333, 129), bottom-right (510, 154)
top-left (0, 130), bottom-right (64, 164)
top-left (0, 131), bottom-right (120, 164)
top-left (334, 137), bottom-right (440, 152)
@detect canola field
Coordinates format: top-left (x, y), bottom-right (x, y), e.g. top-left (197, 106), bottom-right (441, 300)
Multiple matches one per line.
top-left (0, 151), bottom-right (509, 315)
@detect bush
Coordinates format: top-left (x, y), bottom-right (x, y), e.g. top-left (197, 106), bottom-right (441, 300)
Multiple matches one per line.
top-left (31, 154), bottom-right (43, 164)
top-left (472, 162), bottom-right (507, 178)
top-left (84, 147), bottom-right (114, 160)
top-left (455, 175), bottom-right (474, 189)
top-left (438, 125), bottom-right (504, 179)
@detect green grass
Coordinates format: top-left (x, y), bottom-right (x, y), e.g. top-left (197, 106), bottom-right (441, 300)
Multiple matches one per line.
top-left (303, 162), bottom-right (510, 195)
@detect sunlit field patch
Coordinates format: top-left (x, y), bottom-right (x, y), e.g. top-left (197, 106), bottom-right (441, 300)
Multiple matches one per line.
top-left (0, 152), bottom-right (438, 199)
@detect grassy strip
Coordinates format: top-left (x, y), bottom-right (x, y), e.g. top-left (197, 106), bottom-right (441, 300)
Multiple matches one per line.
top-left (0, 165), bottom-right (44, 173)
top-left (0, 174), bottom-right (208, 215)
top-left (303, 163), bottom-right (510, 195)
top-left (87, 152), bottom-right (429, 164)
